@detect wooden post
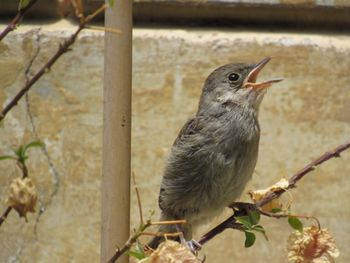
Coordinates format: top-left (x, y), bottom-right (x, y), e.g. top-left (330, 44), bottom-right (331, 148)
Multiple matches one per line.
top-left (101, 1), bottom-right (132, 263)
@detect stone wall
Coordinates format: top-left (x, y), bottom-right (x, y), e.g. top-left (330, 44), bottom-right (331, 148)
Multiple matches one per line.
top-left (0, 21), bottom-right (349, 262)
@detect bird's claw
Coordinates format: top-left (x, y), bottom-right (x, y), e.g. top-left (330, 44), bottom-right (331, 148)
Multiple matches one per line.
top-left (186, 239), bottom-right (202, 252)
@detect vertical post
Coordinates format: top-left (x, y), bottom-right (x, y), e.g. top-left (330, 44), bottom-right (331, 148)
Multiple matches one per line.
top-left (101, 1), bottom-right (132, 263)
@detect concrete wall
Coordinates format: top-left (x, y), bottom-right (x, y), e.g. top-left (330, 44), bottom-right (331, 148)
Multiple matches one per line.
top-left (0, 21), bottom-right (349, 262)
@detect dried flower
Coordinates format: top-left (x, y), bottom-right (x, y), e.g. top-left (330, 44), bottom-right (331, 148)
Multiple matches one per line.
top-left (6, 177), bottom-right (37, 219)
top-left (140, 240), bottom-right (200, 263)
top-left (287, 226), bottom-right (339, 263)
top-left (249, 178), bottom-right (289, 212)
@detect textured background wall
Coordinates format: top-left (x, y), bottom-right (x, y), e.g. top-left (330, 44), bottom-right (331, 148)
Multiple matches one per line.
top-left (0, 22), bottom-right (349, 262)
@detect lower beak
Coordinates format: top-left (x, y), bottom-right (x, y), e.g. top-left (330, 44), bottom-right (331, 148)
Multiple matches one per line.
top-left (243, 57), bottom-right (283, 90)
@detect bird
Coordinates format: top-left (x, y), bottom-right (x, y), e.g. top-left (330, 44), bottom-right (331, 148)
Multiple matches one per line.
top-left (148, 57), bottom-right (282, 249)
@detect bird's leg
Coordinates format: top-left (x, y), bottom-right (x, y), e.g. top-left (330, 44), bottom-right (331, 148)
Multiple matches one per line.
top-left (174, 224), bottom-right (202, 253)
top-left (175, 224), bottom-right (187, 245)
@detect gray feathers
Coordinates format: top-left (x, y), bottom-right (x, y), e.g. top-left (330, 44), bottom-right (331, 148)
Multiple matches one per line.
top-left (149, 62), bottom-right (266, 248)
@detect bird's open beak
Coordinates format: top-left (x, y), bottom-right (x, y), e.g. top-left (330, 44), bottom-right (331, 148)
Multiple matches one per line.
top-left (243, 57), bottom-right (283, 90)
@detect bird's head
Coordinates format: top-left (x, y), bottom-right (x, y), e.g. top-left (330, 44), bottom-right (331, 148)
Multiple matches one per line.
top-left (199, 57), bottom-right (282, 112)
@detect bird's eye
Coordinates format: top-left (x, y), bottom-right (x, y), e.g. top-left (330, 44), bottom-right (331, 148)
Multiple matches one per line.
top-left (228, 73), bottom-right (240, 82)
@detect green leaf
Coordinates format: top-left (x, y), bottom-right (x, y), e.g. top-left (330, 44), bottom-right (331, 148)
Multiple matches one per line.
top-left (13, 141), bottom-right (43, 164)
top-left (14, 145), bottom-right (26, 162)
top-left (244, 231), bottom-right (256, 248)
top-left (288, 216), bottom-right (303, 232)
top-left (271, 208), bottom-right (283, 213)
top-left (19, 0), bottom-right (31, 9)
top-left (248, 210), bottom-right (260, 225)
top-left (136, 241), bottom-right (145, 258)
top-left (24, 140), bottom-right (44, 152)
top-left (252, 225), bottom-right (268, 241)
top-left (127, 249), bottom-right (145, 260)
top-left (235, 215), bottom-right (252, 229)
top-left (0, 155), bottom-right (17, 161)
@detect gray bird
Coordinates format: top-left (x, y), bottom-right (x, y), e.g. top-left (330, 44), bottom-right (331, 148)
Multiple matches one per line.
top-left (149, 57), bottom-right (282, 249)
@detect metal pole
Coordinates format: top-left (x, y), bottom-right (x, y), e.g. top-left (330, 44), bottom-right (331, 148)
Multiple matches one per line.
top-left (101, 1), bottom-right (132, 263)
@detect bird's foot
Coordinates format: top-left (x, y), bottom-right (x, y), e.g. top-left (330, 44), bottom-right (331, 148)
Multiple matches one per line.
top-left (174, 223), bottom-right (201, 253)
top-left (186, 239), bottom-right (202, 253)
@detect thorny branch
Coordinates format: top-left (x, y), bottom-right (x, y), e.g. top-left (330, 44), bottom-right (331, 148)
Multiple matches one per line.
top-left (0, 0), bottom-right (40, 41)
top-left (0, 4), bottom-right (107, 123)
top-left (197, 141), bottom-right (350, 247)
top-left (0, 3), bottom-right (107, 227)
top-left (256, 141), bottom-right (350, 207)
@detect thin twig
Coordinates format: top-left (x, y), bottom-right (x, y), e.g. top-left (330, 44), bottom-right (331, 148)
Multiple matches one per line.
top-left (256, 141), bottom-right (350, 207)
top-left (19, 162), bottom-right (29, 178)
top-left (198, 141), bottom-right (350, 247)
top-left (140, 231), bottom-right (183, 238)
top-left (0, 32), bottom-right (40, 226)
top-left (107, 219), bottom-right (187, 263)
top-left (107, 221), bottom-right (152, 263)
top-left (132, 172), bottom-right (144, 225)
top-left (0, 207), bottom-right (12, 227)
top-left (107, 178), bottom-right (187, 262)
top-left (150, 220), bottom-right (186, 225)
top-left (0, 4), bottom-right (107, 227)
top-left (198, 206), bottom-right (245, 246)
top-left (0, 0), bottom-right (39, 41)
top-left (85, 25), bottom-right (122, 34)
top-left (0, 4), bottom-right (107, 123)
top-left (262, 211), bottom-right (321, 230)
top-left (258, 209), bottom-right (288, 219)
top-left (85, 4), bottom-right (107, 22)
top-left (0, 26), bottom-right (83, 122)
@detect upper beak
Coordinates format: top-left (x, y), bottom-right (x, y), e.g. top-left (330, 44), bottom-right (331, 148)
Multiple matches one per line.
top-left (243, 57), bottom-right (283, 90)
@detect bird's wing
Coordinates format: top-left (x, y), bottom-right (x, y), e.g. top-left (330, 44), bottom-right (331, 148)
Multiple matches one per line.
top-left (173, 116), bottom-right (202, 146)
top-left (159, 116), bottom-right (205, 211)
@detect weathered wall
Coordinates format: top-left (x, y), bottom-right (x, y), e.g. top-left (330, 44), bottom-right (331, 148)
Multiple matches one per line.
top-left (0, 21), bottom-right (349, 262)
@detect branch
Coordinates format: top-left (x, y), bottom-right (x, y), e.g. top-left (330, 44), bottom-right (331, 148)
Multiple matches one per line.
top-left (198, 214), bottom-right (242, 246)
top-left (0, 0), bottom-right (40, 41)
top-left (0, 26), bottom-right (82, 122)
top-left (0, 4), bottom-right (107, 226)
top-left (19, 161), bottom-right (29, 178)
top-left (256, 141), bottom-right (350, 207)
top-left (198, 141), bottom-right (350, 247)
top-left (107, 219), bottom-right (186, 263)
top-left (107, 172), bottom-right (147, 263)
top-left (107, 221), bottom-right (151, 263)
top-left (0, 4), bottom-right (107, 123)
top-left (108, 171), bottom-right (187, 263)
top-left (0, 207), bottom-right (12, 227)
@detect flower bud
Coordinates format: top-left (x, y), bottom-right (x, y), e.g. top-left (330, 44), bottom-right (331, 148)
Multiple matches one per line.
top-left (6, 177), bottom-right (37, 219)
